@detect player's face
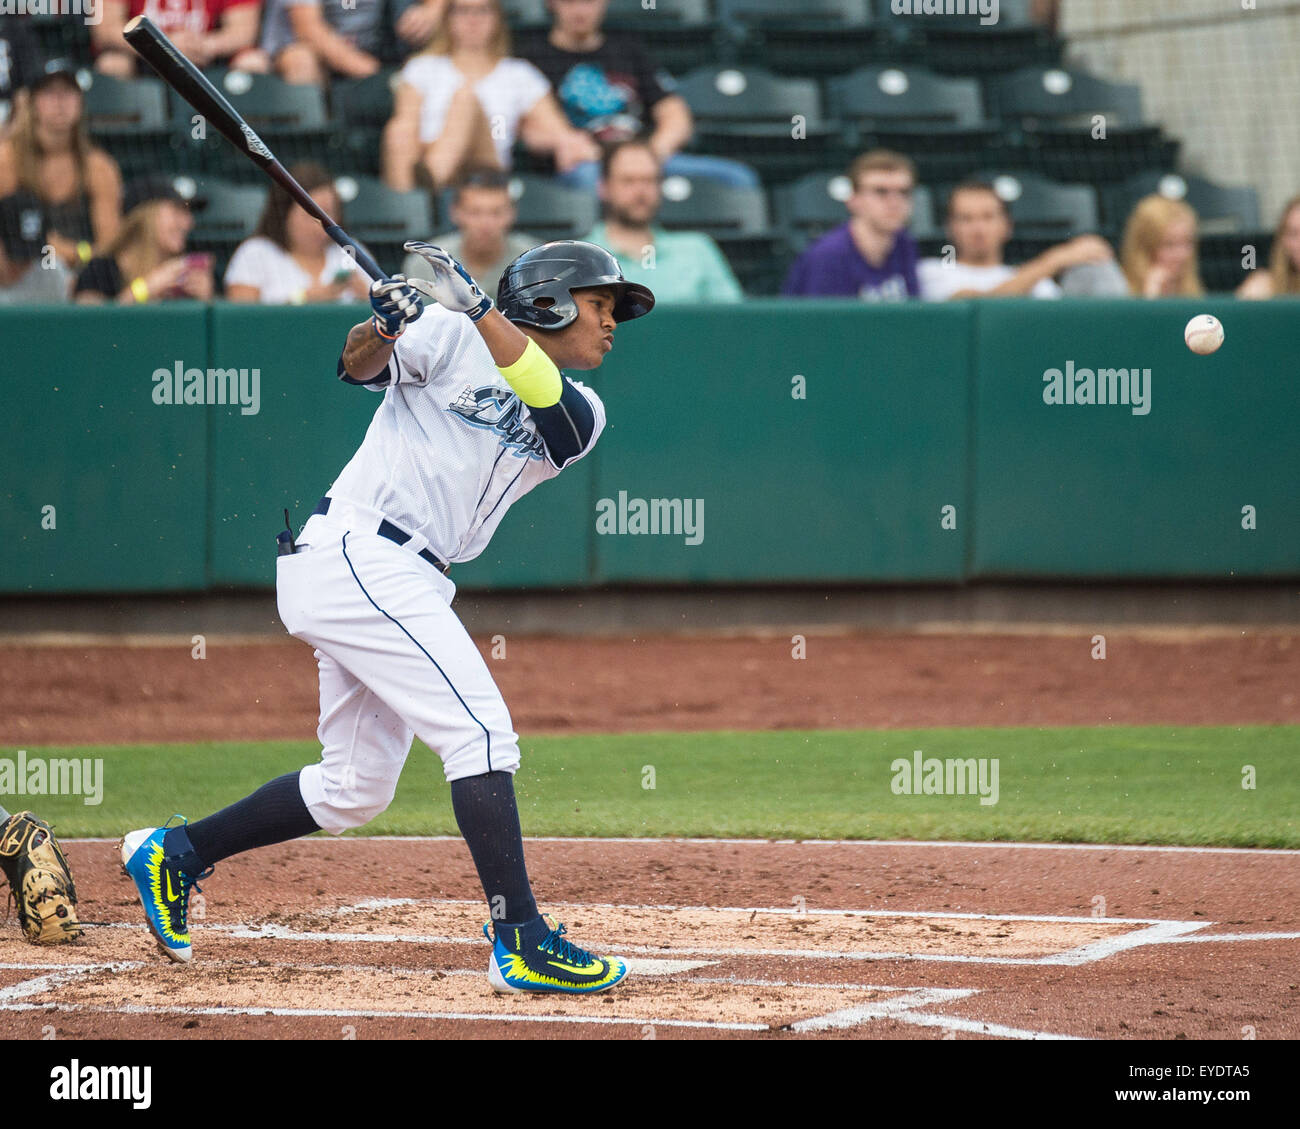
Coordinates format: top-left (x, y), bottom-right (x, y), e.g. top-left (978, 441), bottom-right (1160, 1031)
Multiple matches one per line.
top-left (850, 171), bottom-right (914, 235)
top-left (541, 286), bottom-right (618, 370)
top-left (946, 190), bottom-right (1011, 264)
top-left (452, 187), bottom-right (515, 251)
top-left (601, 147), bottom-right (661, 227)
top-left (550, 0), bottom-right (608, 37)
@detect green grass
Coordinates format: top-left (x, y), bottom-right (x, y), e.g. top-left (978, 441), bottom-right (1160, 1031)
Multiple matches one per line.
top-left (6, 725), bottom-right (1298, 847)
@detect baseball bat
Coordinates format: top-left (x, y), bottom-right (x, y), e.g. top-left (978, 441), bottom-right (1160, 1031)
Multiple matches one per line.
top-left (122, 15), bottom-right (390, 283)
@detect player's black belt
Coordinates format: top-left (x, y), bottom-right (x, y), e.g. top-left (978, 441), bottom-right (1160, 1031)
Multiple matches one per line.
top-left (313, 496), bottom-right (451, 575)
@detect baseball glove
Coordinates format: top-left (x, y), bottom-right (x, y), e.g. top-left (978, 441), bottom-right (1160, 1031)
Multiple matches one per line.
top-left (0, 811), bottom-right (81, 944)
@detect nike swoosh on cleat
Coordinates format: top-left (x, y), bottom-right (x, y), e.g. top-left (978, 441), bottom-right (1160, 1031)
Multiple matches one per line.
top-left (546, 958), bottom-right (606, 977)
top-left (165, 871), bottom-right (179, 903)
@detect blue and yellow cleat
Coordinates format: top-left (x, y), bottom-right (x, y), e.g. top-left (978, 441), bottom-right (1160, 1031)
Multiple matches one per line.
top-left (119, 816), bottom-right (212, 964)
top-left (485, 915), bottom-right (629, 994)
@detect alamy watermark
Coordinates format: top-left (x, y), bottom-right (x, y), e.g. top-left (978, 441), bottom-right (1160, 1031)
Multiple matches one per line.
top-left (2, 0), bottom-right (100, 25)
top-left (890, 0), bottom-right (999, 27)
top-left (152, 361), bottom-right (261, 416)
top-left (595, 490), bottom-right (704, 546)
top-left (1, 751), bottom-right (103, 806)
top-left (1043, 361), bottom-right (1151, 416)
top-left (891, 750), bottom-right (999, 806)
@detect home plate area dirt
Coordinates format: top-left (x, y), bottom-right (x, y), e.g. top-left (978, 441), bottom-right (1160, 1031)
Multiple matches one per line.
top-left (1, 837), bottom-right (1297, 1040)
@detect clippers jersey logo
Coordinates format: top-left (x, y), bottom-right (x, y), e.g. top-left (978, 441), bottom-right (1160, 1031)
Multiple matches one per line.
top-left (448, 386), bottom-right (546, 460)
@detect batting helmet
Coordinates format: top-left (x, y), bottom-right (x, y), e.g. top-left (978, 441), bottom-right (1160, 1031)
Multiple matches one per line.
top-left (496, 240), bottom-right (655, 331)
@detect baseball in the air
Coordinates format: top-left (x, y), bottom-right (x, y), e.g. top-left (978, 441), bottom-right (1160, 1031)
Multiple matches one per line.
top-left (1184, 314), bottom-right (1224, 355)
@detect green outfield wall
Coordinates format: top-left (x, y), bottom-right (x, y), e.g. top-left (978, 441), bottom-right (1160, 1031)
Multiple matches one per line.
top-left (1, 299), bottom-right (1294, 595)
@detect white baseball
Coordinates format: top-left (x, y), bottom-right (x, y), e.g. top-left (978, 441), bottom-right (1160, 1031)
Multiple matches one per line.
top-left (1184, 314), bottom-right (1224, 355)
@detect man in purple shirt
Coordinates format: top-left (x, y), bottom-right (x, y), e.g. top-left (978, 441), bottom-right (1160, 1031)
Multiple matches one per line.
top-left (783, 150), bottom-right (921, 301)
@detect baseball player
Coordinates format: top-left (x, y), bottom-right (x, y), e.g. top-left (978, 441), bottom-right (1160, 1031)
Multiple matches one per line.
top-left (120, 240), bottom-right (655, 994)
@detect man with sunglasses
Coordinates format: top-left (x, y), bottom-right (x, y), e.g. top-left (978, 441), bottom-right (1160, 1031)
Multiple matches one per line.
top-left (782, 150), bottom-right (921, 302)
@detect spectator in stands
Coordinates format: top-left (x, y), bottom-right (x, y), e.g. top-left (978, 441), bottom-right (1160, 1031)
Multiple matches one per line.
top-left (1120, 194), bottom-right (1204, 298)
top-left (75, 176), bottom-right (213, 304)
top-left (94, 0), bottom-right (271, 77)
top-left (919, 180), bottom-right (1118, 300)
top-left (0, 60), bottom-right (122, 277)
top-left (399, 168), bottom-right (535, 299)
top-left (583, 139), bottom-right (741, 304)
top-left (382, 0), bottom-right (592, 190)
top-left (225, 162), bottom-right (370, 303)
top-left (1237, 196), bottom-right (1300, 299)
top-left (782, 150), bottom-right (919, 301)
top-left (521, 0), bottom-right (756, 190)
top-left (263, 0), bottom-right (446, 85)
top-left (0, 192), bottom-right (74, 304)
top-left (0, 14), bottom-right (41, 133)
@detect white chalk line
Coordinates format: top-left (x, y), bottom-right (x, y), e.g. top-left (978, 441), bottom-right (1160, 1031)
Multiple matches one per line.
top-left (64, 836), bottom-right (1300, 855)
top-left (332, 895), bottom-right (1184, 927)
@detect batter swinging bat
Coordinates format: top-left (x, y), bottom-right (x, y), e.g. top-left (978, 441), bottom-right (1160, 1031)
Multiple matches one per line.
top-left (122, 15), bottom-right (389, 283)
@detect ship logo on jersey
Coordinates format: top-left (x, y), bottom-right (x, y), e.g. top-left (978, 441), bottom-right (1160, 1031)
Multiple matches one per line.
top-left (447, 386), bottom-right (546, 460)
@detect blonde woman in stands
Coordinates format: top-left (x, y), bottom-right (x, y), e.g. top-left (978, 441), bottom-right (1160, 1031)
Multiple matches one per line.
top-left (381, 0), bottom-right (596, 191)
top-left (1120, 194), bottom-right (1204, 298)
top-left (1237, 196), bottom-right (1300, 299)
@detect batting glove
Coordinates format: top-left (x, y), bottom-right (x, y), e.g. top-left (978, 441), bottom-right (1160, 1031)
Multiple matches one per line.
top-left (402, 241), bottom-right (493, 322)
top-left (369, 275), bottom-right (424, 339)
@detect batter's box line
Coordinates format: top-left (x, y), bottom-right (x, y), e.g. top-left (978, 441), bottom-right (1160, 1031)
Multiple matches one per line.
top-left (328, 896), bottom-right (1192, 928)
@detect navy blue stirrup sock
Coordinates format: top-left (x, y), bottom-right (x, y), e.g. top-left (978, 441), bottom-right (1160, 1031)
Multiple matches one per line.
top-left (166, 772), bottom-right (321, 869)
top-left (450, 771), bottom-right (540, 938)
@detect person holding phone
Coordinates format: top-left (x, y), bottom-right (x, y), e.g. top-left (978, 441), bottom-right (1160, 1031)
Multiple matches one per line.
top-left (224, 162), bottom-right (370, 303)
top-left (74, 175), bottom-right (212, 304)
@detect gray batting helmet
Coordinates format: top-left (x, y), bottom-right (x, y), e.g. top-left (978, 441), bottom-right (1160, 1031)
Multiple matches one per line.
top-left (496, 240), bottom-right (656, 330)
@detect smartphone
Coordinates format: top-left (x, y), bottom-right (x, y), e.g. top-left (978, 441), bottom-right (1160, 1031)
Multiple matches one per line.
top-left (331, 268), bottom-right (354, 285)
top-left (184, 253), bottom-right (213, 273)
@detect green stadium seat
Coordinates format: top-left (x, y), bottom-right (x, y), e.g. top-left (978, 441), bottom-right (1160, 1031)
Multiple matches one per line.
top-left (826, 65), bottom-right (1003, 183)
top-left (187, 178), bottom-right (268, 284)
top-left (986, 66), bottom-right (1144, 129)
top-left (721, 0), bottom-right (884, 76)
top-left (173, 72), bottom-right (342, 183)
top-left (658, 174), bottom-right (770, 237)
top-left (83, 73), bottom-right (184, 182)
top-left (1104, 172), bottom-right (1262, 237)
top-left (502, 175), bottom-right (599, 242)
top-left (604, 0), bottom-right (722, 75)
top-left (675, 65), bottom-right (845, 184)
top-left (966, 169), bottom-right (1100, 238)
top-left (988, 67), bottom-right (1178, 184)
top-left (331, 70), bottom-right (399, 177)
top-left (874, 0), bottom-right (1060, 76)
top-left (338, 175), bottom-right (434, 238)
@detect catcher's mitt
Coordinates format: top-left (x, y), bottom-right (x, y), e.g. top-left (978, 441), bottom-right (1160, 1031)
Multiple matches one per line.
top-left (0, 811), bottom-right (81, 944)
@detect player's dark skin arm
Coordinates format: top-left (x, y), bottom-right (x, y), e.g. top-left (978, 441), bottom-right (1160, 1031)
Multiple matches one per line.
top-left (339, 321), bottom-right (397, 383)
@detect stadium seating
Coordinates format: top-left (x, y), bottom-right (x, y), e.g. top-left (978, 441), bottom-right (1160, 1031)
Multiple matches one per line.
top-left (331, 70), bottom-right (399, 177)
top-left (882, 0), bottom-right (1061, 76)
top-left (500, 175), bottom-right (599, 242)
top-left (1104, 172), bottom-right (1263, 236)
top-left (336, 175), bottom-right (435, 274)
top-left (675, 65), bottom-right (846, 183)
top-left (499, 0), bottom-right (550, 28)
top-left (178, 72), bottom-right (342, 182)
top-left (187, 179), bottom-right (269, 283)
top-left (603, 0), bottom-right (721, 76)
top-left (82, 73), bottom-right (175, 181)
top-left (826, 65), bottom-right (1004, 183)
top-left (656, 172), bottom-right (783, 294)
top-left (968, 169), bottom-right (1100, 238)
top-left (720, 0), bottom-right (884, 77)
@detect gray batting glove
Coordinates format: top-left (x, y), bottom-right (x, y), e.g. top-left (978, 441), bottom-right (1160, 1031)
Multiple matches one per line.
top-left (403, 241), bottom-right (493, 323)
top-left (369, 274), bottom-right (424, 338)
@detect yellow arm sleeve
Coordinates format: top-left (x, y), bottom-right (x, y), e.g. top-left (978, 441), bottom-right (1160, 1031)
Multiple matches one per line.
top-left (496, 336), bottom-right (563, 408)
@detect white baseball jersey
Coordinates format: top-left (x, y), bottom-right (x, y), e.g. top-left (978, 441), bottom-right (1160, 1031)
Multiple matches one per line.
top-left (328, 303), bottom-right (606, 563)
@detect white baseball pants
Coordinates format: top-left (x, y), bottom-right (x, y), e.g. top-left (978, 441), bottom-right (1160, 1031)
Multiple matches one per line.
top-left (275, 503), bottom-right (520, 835)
